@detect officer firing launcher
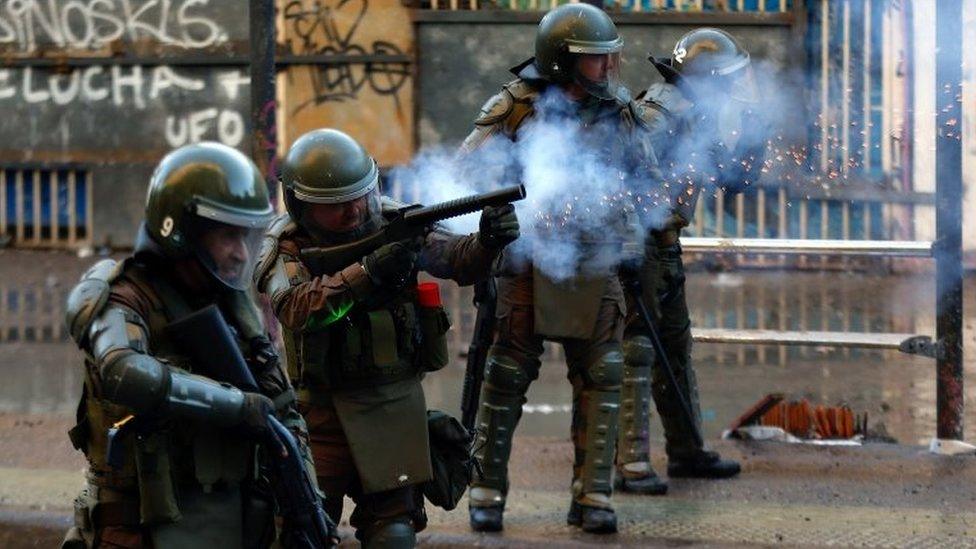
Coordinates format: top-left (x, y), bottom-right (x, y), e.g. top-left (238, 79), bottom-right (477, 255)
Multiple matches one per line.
top-left (299, 184), bottom-right (526, 276)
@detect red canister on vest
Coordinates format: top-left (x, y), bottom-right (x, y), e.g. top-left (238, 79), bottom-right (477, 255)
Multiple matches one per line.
top-left (417, 282), bottom-right (442, 307)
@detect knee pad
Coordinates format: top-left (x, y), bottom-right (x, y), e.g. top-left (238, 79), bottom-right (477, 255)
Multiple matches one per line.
top-left (361, 518), bottom-right (416, 549)
top-left (584, 346), bottom-right (624, 390)
top-left (623, 335), bottom-right (654, 367)
top-left (484, 354), bottom-right (531, 395)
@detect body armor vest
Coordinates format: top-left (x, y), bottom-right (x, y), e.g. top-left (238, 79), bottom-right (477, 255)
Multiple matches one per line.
top-left (70, 258), bottom-right (254, 495)
top-left (271, 224), bottom-right (450, 403)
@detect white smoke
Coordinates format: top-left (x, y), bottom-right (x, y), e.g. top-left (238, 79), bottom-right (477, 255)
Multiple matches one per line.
top-left (389, 87), bottom-right (656, 281)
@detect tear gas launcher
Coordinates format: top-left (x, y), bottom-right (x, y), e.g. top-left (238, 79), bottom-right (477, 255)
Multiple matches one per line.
top-left (299, 185), bottom-right (526, 276)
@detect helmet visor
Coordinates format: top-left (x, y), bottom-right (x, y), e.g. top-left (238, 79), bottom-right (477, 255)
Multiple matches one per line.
top-left (727, 64), bottom-right (759, 104)
top-left (572, 52), bottom-right (622, 101)
top-left (686, 63), bottom-right (759, 104)
top-left (302, 187), bottom-right (382, 240)
top-left (187, 215), bottom-right (266, 291)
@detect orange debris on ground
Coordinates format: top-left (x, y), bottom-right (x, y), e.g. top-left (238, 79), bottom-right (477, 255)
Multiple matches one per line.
top-left (760, 399), bottom-right (864, 439)
top-left (730, 393), bottom-right (867, 440)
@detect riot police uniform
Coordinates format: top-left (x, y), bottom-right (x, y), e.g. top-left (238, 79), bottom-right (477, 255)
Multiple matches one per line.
top-left (61, 144), bottom-right (311, 548)
top-left (461, 4), bottom-right (661, 534)
top-left (254, 129), bottom-right (519, 548)
top-left (616, 28), bottom-right (766, 493)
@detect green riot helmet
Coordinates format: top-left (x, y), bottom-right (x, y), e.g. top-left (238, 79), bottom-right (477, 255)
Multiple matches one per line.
top-left (534, 3), bottom-right (624, 100)
top-left (145, 142), bottom-right (275, 290)
top-left (281, 129), bottom-right (383, 244)
top-left (669, 27), bottom-right (757, 103)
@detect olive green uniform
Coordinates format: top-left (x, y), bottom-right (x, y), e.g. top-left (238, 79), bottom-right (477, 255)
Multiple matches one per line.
top-left (462, 65), bottom-right (657, 511)
top-left (619, 70), bottom-right (761, 470)
top-left (254, 203), bottom-right (498, 543)
top-left (63, 251), bottom-right (299, 549)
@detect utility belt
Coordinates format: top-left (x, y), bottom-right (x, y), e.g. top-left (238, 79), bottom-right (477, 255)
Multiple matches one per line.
top-left (78, 405), bottom-right (253, 527)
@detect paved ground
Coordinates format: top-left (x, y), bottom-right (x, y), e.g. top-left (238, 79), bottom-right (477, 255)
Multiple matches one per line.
top-left (0, 414), bottom-right (973, 548)
top-left (3, 250), bottom-right (976, 546)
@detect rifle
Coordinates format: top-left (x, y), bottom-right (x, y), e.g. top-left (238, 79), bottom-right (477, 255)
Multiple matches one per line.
top-left (619, 272), bottom-right (704, 449)
top-left (300, 185), bottom-right (526, 276)
top-left (167, 305), bottom-right (338, 549)
top-left (460, 278), bottom-right (496, 431)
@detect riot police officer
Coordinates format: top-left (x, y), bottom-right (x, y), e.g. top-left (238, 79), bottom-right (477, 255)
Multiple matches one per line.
top-left (254, 129), bottom-right (519, 548)
top-left (615, 28), bottom-right (764, 494)
top-left (62, 143), bottom-right (316, 548)
top-left (461, 3), bottom-right (660, 534)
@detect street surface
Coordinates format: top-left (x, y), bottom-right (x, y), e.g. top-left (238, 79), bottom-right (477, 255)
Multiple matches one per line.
top-left (1, 250), bottom-right (974, 546)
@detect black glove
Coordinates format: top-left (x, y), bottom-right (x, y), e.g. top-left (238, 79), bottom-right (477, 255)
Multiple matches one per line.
top-left (239, 392), bottom-right (276, 439)
top-left (361, 239), bottom-right (420, 290)
top-left (478, 204), bottom-right (520, 249)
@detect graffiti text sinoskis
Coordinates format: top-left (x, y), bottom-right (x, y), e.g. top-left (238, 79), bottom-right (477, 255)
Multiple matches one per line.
top-left (0, 0), bottom-right (228, 52)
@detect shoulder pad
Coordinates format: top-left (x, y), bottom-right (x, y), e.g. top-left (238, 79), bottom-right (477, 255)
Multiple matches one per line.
top-left (502, 79), bottom-right (539, 102)
top-left (630, 98), bottom-right (670, 133)
top-left (65, 259), bottom-right (123, 346)
top-left (643, 82), bottom-right (692, 116)
top-left (474, 88), bottom-right (515, 127)
top-left (255, 213), bottom-right (297, 286)
top-left (473, 79), bottom-right (540, 127)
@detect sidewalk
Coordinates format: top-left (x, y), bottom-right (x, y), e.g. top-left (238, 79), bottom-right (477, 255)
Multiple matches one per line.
top-left (2, 432), bottom-right (974, 547)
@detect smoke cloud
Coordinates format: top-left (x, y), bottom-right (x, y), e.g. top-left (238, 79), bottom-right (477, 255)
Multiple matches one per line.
top-left (389, 87), bottom-right (657, 281)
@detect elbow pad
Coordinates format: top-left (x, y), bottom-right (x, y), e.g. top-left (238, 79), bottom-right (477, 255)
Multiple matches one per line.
top-left (91, 306), bottom-right (246, 425)
top-left (100, 352), bottom-right (245, 426)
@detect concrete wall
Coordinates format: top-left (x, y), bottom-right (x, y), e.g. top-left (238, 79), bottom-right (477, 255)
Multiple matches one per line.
top-left (0, 0), bottom-right (422, 248)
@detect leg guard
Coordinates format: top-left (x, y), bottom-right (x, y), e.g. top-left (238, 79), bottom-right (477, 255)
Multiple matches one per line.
top-left (471, 353), bottom-right (531, 497)
top-left (651, 247), bottom-right (705, 460)
top-left (617, 335), bottom-right (654, 466)
top-left (651, 317), bottom-right (704, 460)
top-left (573, 347), bottom-right (623, 497)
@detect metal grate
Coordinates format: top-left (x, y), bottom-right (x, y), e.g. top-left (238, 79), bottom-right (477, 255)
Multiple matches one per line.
top-left (0, 166), bottom-right (93, 249)
top-left (0, 284), bottom-right (67, 344)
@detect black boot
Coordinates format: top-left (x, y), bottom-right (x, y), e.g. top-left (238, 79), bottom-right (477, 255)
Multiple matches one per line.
top-left (566, 501), bottom-right (618, 534)
top-left (469, 506), bottom-right (504, 532)
top-left (614, 468), bottom-right (669, 495)
top-left (667, 451), bottom-right (741, 479)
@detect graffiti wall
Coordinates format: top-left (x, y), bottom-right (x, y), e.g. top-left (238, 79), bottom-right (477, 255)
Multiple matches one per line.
top-left (0, 0), bottom-right (252, 246)
top-left (279, 0), bottom-right (414, 166)
top-left (0, 1), bottom-right (251, 162)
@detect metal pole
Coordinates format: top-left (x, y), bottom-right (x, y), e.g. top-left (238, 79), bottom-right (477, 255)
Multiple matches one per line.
top-left (250, 0), bottom-right (278, 196)
top-left (934, 0), bottom-right (964, 441)
top-left (250, 0), bottom-right (281, 343)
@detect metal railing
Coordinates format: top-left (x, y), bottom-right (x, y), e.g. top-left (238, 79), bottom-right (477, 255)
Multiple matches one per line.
top-left (421, 0), bottom-right (793, 12)
top-left (0, 166), bottom-right (93, 249)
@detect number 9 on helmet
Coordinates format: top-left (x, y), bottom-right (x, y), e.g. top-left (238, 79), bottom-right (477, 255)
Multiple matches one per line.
top-left (144, 142), bottom-right (276, 291)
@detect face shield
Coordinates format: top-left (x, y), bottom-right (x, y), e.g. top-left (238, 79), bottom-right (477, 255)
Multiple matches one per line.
top-left (688, 63), bottom-right (760, 152)
top-left (566, 37), bottom-right (623, 101)
top-left (301, 186), bottom-right (383, 244)
top-left (185, 210), bottom-right (268, 291)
